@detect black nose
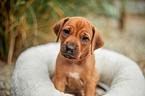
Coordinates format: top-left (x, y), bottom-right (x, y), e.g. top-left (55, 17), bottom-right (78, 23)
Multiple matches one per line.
top-left (66, 45), bottom-right (75, 53)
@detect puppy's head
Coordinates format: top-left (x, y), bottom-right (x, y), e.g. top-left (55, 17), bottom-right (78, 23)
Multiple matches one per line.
top-left (53, 17), bottom-right (104, 60)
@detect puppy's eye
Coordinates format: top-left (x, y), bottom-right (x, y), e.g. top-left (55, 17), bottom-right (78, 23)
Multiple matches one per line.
top-left (82, 36), bottom-right (89, 42)
top-left (63, 29), bottom-right (70, 36)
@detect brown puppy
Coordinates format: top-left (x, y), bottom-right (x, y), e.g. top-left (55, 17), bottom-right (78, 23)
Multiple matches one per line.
top-left (52, 17), bottom-right (104, 96)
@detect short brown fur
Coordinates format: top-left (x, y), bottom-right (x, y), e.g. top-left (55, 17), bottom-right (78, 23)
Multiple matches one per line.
top-left (52, 17), bottom-right (104, 96)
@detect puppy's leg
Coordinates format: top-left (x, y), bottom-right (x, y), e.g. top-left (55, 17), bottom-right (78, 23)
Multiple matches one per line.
top-left (85, 81), bottom-right (97, 96)
top-left (85, 70), bottom-right (99, 96)
top-left (52, 75), bottom-right (66, 92)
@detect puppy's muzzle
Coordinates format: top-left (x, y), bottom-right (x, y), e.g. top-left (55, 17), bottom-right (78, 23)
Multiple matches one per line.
top-left (66, 45), bottom-right (76, 54)
top-left (61, 43), bottom-right (79, 59)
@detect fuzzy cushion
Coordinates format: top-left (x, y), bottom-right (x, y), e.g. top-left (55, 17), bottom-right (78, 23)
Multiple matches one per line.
top-left (10, 43), bottom-right (145, 96)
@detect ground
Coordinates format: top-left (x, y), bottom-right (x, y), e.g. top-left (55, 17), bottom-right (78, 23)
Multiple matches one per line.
top-left (0, 61), bottom-right (14, 96)
top-left (0, 16), bottom-right (145, 96)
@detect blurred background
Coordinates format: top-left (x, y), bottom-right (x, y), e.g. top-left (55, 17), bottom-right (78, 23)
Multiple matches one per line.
top-left (0, 0), bottom-right (145, 95)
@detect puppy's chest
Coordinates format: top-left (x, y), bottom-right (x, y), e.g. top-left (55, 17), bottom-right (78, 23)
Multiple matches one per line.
top-left (66, 72), bottom-right (84, 90)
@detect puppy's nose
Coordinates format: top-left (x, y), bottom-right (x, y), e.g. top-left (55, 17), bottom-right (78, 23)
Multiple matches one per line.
top-left (66, 45), bottom-right (75, 53)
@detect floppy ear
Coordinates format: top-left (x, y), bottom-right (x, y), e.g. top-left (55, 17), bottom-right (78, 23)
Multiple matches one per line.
top-left (91, 26), bottom-right (104, 52)
top-left (53, 17), bottom-right (69, 42)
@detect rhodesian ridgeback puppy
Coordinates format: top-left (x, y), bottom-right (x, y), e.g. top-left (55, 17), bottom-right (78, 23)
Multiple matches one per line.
top-left (52, 17), bottom-right (104, 96)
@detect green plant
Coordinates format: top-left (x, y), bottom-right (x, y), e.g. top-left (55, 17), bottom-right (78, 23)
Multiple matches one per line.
top-left (0, 0), bottom-right (64, 64)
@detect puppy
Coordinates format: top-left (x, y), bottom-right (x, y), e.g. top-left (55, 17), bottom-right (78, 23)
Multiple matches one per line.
top-left (52, 17), bottom-right (104, 96)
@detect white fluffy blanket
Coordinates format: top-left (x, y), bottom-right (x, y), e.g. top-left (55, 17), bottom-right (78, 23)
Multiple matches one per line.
top-left (10, 43), bottom-right (145, 96)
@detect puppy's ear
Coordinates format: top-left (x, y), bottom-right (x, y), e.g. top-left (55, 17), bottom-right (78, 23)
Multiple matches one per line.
top-left (91, 26), bottom-right (104, 52)
top-left (53, 17), bottom-right (69, 42)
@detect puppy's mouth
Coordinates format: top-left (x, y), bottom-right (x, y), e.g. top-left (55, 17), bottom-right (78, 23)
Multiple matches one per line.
top-left (61, 53), bottom-right (77, 59)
